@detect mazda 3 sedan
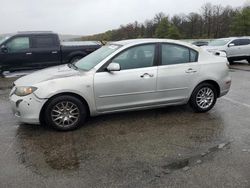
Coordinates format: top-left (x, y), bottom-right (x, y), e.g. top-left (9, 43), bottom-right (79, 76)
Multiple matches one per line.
top-left (10, 39), bottom-right (231, 131)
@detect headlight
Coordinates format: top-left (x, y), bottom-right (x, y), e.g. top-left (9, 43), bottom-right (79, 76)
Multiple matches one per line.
top-left (14, 86), bottom-right (37, 96)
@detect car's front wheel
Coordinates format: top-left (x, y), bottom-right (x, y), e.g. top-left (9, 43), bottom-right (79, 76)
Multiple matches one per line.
top-left (70, 56), bottom-right (83, 64)
top-left (44, 95), bottom-right (87, 131)
top-left (227, 58), bottom-right (234, 65)
top-left (189, 83), bottom-right (217, 113)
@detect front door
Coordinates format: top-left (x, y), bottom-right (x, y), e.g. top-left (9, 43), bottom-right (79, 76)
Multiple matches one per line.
top-left (94, 44), bottom-right (157, 112)
top-left (227, 39), bottom-right (250, 57)
top-left (1, 36), bottom-right (32, 72)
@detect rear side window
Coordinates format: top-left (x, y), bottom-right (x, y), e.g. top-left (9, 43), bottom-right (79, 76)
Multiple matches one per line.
top-left (190, 50), bottom-right (198, 62)
top-left (32, 35), bottom-right (56, 48)
top-left (161, 44), bottom-right (198, 65)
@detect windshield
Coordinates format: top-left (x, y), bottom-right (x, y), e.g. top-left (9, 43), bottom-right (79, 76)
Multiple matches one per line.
top-left (75, 44), bottom-right (121, 71)
top-left (208, 39), bottom-right (231, 46)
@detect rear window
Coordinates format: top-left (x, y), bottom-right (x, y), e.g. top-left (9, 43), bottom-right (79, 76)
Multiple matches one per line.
top-left (32, 36), bottom-right (57, 48)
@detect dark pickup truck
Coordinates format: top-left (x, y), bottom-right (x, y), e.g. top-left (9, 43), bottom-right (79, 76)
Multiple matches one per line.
top-left (0, 31), bottom-right (101, 75)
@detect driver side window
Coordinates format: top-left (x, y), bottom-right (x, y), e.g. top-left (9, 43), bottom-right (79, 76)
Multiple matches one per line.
top-left (112, 44), bottom-right (155, 70)
top-left (6, 37), bottom-right (30, 53)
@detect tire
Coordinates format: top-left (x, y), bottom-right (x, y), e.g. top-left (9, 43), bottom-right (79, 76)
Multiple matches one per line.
top-left (247, 57), bottom-right (250, 64)
top-left (227, 58), bottom-right (234, 65)
top-left (44, 95), bottom-right (87, 131)
top-left (0, 71), bottom-right (3, 78)
top-left (189, 83), bottom-right (217, 113)
top-left (0, 66), bottom-right (5, 78)
top-left (70, 56), bottom-right (83, 64)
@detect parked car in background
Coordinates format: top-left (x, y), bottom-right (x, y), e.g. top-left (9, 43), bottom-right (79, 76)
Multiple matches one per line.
top-left (0, 31), bottom-right (101, 76)
top-left (192, 41), bottom-right (208, 47)
top-left (203, 37), bottom-right (250, 64)
top-left (9, 39), bottom-right (231, 131)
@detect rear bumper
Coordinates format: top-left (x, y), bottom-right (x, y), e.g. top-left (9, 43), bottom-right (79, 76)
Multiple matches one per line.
top-left (9, 93), bottom-right (47, 124)
top-left (220, 88), bottom-right (230, 97)
top-left (219, 77), bottom-right (231, 98)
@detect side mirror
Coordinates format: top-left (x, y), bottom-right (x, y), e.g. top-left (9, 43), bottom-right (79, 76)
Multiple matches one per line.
top-left (228, 43), bottom-right (235, 47)
top-left (1, 45), bottom-right (8, 53)
top-left (106, 62), bottom-right (120, 72)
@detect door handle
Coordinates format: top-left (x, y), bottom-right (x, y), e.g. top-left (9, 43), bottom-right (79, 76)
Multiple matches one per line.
top-left (26, 52), bottom-right (32, 55)
top-left (140, 73), bottom-right (154, 78)
top-left (185, 68), bottom-right (197, 73)
top-left (51, 51), bottom-right (58, 54)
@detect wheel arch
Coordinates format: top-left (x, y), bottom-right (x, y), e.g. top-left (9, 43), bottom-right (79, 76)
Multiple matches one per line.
top-left (192, 80), bottom-right (221, 98)
top-left (62, 51), bottom-right (87, 64)
top-left (68, 52), bottom-right (86, 62)
top-left (39, 92), bottom-right (90, 124)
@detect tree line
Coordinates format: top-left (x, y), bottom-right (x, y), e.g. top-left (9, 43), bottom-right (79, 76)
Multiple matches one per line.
top-left (81, 3), bottom-right (250, 41)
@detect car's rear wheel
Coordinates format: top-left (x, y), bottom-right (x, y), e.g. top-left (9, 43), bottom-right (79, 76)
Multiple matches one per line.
top-left (247, 57), bottom-right (250, 64)
top-left (189, 83), bottom-right (217, 113)
top-left (44, 95), bottom-right (87, 131)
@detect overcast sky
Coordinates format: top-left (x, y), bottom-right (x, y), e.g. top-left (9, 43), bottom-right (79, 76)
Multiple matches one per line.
top-left (0, 0), bottom-right (248, 35)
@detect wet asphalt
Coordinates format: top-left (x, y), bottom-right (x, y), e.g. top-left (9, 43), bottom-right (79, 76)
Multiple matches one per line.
top-left (0, 63), bottom-right (250, 188)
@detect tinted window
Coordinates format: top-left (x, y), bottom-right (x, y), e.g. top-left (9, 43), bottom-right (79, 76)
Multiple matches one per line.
top-left (231, 39), bottom-right (250, 46)
top-left (32, 36), bottom-right (56, 48)
top-left (161, 44), bottom-right (197, 65)
top-left (112, 44), bottom-right (155, 70)
top-left (190, 50), bottom-right (198, 62)
top-left (6, 37), bottom-right (30, 52)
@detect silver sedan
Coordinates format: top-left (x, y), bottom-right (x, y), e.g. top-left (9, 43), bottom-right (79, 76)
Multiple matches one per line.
top-left (9, 39), bottom-right (231, 131)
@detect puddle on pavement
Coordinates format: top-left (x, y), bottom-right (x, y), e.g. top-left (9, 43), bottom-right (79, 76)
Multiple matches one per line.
top-left (161, 141), bottom-right (231, 171)
top-left (11, 106), bottom-right (229, 178)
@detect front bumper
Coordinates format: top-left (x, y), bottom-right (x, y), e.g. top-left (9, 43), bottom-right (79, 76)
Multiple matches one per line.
top-left (9, 92), bottom-right (47, 124)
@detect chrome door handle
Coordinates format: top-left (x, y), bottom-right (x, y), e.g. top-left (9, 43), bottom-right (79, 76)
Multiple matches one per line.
top-left (52, 51), bottom-right (58, 54)
top-left (140, 73), bottom-right (154, 78)
top-left (185, 68), bottom-right (197, 73)
top-left (26, 52), bottom-right (32, 55)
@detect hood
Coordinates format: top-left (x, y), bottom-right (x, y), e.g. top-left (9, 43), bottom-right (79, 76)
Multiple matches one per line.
top-left (14, 65), bottom-right (80, 86)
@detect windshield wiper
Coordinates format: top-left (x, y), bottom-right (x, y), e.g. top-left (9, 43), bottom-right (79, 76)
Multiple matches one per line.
top-left (67, 63), bottom-right (78, 70)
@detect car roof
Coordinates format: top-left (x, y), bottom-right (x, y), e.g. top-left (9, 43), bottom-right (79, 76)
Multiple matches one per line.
top-left (11, 31), bottom-right (57, 37)
top-left (111, 38), bottom-right (200, 50)
top-left (213, 37), bottom-right (250, 41)
top-left (16, 31), bottom-right (55, 35)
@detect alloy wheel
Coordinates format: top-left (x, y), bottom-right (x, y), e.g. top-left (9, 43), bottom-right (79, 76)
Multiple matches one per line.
top-left (51, 101), bottom-right (80, 128)
top-left (196, 87), bottom-right (215, 109)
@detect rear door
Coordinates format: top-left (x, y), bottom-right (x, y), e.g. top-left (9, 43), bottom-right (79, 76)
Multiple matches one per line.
top-left (156, 43), bottom-right (200, 103)
top-left (1, 36), bottom-right (32, 71)
top-left (94, 44), bottom-right (158, 112)
top-left (30, 34), bottom-right (61, 68)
